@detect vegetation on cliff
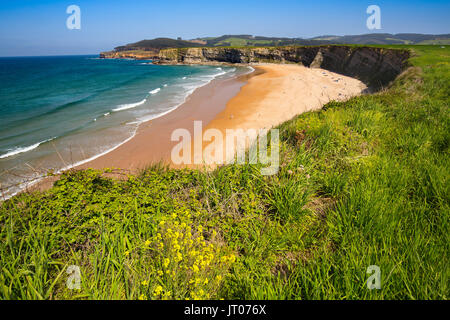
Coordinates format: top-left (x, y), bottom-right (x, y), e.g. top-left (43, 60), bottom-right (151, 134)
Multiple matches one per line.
top-left (1, 46), bottom-right (448, 300)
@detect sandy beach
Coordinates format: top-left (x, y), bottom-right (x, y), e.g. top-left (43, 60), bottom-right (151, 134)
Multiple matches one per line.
top-left (25, 62), bottom-right (366, 195)
top-left (78, 63), bottom-right (366, 170)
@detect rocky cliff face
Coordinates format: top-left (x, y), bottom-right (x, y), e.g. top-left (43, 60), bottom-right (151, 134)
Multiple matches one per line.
top-left (156, 46), bottom-right (410, 90)
top-left (99, 50), bottom-right (158, 60)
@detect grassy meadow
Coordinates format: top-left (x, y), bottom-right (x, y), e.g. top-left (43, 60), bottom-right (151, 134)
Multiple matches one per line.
top-left (0, 45), bottom-right (448, 300)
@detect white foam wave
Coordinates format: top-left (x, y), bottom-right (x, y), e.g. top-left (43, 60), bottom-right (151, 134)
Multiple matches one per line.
top-left (149, 88), bottom-right (161, 95)
top-left (112, 98), bottom-right (147, 112)
top-left (0, 137), bottom-right (56, 160)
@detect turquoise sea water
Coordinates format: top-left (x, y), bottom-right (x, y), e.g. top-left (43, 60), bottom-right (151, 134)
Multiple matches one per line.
top-left (0, 55), bottom-right (246, 198)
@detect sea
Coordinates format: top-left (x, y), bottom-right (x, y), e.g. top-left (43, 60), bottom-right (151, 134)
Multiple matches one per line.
top-left (0, 55), bottom-right (250, 199)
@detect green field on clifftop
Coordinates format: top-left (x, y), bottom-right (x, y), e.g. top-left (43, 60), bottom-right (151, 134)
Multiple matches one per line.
top-left (0, 45), bottom-right (448, 300)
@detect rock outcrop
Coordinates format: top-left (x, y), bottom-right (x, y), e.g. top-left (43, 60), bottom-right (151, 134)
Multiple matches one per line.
top-left (156, 46), bottom-right (410, 90)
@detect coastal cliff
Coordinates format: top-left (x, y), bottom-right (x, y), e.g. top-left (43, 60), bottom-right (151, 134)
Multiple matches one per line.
top-left (99, 50), bottom-right (158, 60)
top-left (156, 46), bottom-right (410, 90)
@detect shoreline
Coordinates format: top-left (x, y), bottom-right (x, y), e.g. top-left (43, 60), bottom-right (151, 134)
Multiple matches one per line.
top-left (75, 67), bottom-right (258, 171)
top-left (9, 63), bottom-right (366, 197)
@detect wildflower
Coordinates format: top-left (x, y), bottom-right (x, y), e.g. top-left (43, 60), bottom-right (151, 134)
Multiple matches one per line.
top-left (154, 285), bottom-right (163, 296)
top-left (138, 294), bottom-right (146, 300)
top-left (203, 278), bottom-right (209, 285)
top-left (124, 250), bottom-right (130, 256)
top-left (144, 240), bottom-right (151, 246)
top-left (163, 258), bottom-right (170, 268)
top-left (215, 275), bottom-right (222, 281)
top-left (176, 252), bottom-right (183, 262)
top-left (157, 270), bottom-right (164, 276)
top-left (141, 280), bottom-right (148, 286)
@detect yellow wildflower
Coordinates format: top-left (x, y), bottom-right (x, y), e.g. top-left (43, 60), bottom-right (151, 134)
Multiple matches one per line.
top-left (154, 285), bottom-right (163, 296)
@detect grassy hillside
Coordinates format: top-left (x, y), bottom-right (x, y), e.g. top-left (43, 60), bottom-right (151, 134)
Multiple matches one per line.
top-left (199, 34), bottom-right (450, 46)
top-left (114, 38), bottom-right (204, 51)
top-left (0, 46), bottom-right (448, 300)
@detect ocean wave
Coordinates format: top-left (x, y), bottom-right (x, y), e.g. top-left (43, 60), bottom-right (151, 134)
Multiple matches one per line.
top-left (112, 98), bottom-right (147, 112)
top-left (0, 137), bottom-right (56, 159)
top-left (149, 88), bottom-right (161, 95)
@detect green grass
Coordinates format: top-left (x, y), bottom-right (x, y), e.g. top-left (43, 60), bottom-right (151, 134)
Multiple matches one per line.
top-left (213, 37), bottom-right (274, 47)
top-left (0, 46), bottom-right (448, 300)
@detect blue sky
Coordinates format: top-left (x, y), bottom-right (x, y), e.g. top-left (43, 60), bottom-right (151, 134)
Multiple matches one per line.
top-left (0, 0), bottom-right (449, 56)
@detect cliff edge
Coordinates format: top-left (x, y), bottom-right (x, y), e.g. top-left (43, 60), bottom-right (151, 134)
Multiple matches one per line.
top-left (156, 46), bottom-right (410, 90)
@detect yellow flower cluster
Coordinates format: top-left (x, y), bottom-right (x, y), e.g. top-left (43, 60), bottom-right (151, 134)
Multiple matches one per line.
top-left (146, 216), bottom-right (236, 300)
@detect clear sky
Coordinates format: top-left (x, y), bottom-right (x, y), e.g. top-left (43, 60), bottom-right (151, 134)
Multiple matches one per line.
top-left (0, 0), bottom-right (449, 56)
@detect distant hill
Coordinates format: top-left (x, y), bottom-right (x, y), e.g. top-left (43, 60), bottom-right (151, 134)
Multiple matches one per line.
top-left (310, 33), bottom-right (450, 45)
top-left (114, 38), bottom-right (204, 52)
top-left (197, 35), bottom-right (330, 47)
